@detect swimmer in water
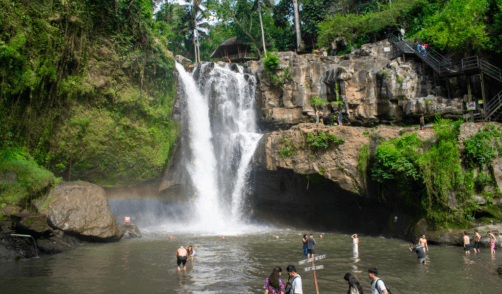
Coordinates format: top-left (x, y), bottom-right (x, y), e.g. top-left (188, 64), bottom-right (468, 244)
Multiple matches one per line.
top-left (176, 246), bottom-right (188, 271)
top-left (418, 235), bottom-right (428, 252)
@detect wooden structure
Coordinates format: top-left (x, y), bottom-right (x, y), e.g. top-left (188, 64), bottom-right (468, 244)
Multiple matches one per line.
top-left (389, 32), bottom-right (502, 122)
top-left (210, 37), bottom-right (270, 63)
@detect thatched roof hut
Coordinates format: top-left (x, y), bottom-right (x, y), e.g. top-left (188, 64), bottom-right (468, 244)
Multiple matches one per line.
top-left (210, 37), bottom-right (271, 63)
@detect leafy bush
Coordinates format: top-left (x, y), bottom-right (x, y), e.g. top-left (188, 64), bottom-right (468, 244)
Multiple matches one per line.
top-left (263, 54), bottom-right (280, 74)
top-left (278, 136), bottom-right (297, 159)
top-left (306, 131), bottom-right (344, 149)
top-left (0, 145), bottom-right (61, 208)
top-left (464, 124), bottom-right (502, 168)
top-left (318, 0), bottom-right (422, 47)
top-left (309, 95), bottom-right (329, 109)
top-left (415, 0), bottom-right (490, 50)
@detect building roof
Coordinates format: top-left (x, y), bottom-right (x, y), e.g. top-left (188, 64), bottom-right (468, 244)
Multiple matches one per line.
top-left (210, 37), bottom-right (271, 59)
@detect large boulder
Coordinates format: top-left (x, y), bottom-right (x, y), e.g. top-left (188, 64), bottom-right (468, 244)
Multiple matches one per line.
top-left (42, 182), bottom-right (122, 241)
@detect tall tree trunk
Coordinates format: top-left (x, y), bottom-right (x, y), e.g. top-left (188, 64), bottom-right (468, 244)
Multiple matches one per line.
top-left (258, 2), bottom-right (267, 57)
top-left (292, 0), bottom-right (302, 52)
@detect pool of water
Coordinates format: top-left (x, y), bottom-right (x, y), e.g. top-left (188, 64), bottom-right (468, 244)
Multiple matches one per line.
top-left (0, 229), bottom-right (501, 293)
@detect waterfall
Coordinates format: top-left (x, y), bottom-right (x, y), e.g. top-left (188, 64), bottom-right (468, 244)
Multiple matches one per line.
top-left (175, 63), bottom-right (263, 234)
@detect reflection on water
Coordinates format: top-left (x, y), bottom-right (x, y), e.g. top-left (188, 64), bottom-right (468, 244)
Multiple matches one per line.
top-left (0, 230), bottom-right (501, 293)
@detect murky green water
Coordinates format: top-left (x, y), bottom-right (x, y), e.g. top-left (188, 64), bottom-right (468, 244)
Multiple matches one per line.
top-left (1, 229), bottom-right (501, 293)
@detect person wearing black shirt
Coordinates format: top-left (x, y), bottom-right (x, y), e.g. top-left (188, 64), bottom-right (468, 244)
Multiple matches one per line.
top-left (409, 243), bottom-right (426, 264)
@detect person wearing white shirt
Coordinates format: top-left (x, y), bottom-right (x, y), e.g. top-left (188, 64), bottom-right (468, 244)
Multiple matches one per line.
top-left (286, 265), bottom-right (303, 294)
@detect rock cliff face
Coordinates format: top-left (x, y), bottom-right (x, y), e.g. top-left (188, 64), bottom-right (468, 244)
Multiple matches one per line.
top-left (244, 40), bottom-right (464, 128)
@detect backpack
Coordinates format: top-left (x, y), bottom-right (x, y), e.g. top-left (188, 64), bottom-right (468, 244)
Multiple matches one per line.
top-left (373, 279), bottom-right (392, 294)
top-left (424, 44), bottom-right (428, 49)
top-left (284, 276), bottom-right (297, 294)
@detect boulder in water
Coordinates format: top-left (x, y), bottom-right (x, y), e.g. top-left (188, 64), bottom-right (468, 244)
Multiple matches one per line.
top-left (43, 182), bottom-right (122, 241)
top-left (119, 224), bottom-right (142, 239)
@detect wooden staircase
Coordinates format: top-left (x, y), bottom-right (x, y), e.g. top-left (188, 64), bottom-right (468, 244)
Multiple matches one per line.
top-left (389, 33), bottom-right (502, 122)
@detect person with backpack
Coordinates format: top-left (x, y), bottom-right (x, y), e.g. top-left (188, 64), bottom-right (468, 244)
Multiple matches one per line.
top-left (285, 265), bottom-right (302, 294)
top-left (422, 44), bottom-right (427, 57)
top-left (368, 267), bottom-right (389, 294)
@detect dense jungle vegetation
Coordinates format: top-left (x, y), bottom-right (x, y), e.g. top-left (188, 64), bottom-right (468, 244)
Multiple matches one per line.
top-left (158, 0), bottom-right (502, 61)
top-left (0, 0), bottom-right (178, 210)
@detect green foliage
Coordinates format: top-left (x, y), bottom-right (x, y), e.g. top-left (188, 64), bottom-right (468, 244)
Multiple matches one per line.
top-left (372, 133), bottom-right (423, 182)
top-left (318, 0), bottom-right (422, 47)
top-left (278, 136), bottom-right (297, 159)
top-left (306, 131), bottom-right (344, 149)
top-left (415, 0), bottom-right (490, 50)
top-left (0, 145), bottom-right (61, 208)
top-left (0, 0), bottom-right (179, 186)
top-left (370, 115), bottom-right (487, 228)
top-left (309, 95), bottom-right (329, 109)
top-left (464, 124), bottom-right (502, 168)
top-left (318, 165), bottom-right (326, 175)
top-left (397, 76), bottom-right (403, 83)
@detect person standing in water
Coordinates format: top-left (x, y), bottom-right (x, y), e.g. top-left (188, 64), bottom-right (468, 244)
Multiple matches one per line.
top-left (186, 245), bottom-right (195, 262)
top-left (351, 234), bottom-right (359, 253)
top-left (176, 246), bottom-right (188, 271)
top-left (489, 231), bottom-right (497, 258)
top-left (409, 243), bottom-right (426, 264)
top-left (473, 229), bottom-right (481, 254)
top-left (463, 231), bottom-right (471, 255)
top-left (307, 233), bottom-right (316, 258)
top-left (302, 234), bottom-right (308, 256)
top-left (418, 235), bottom-right (428, 253)
top-left (344, 273), bottom-right (363, 294)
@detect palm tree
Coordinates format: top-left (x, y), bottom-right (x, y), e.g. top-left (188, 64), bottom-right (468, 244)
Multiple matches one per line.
top-left (251, 0), bottom-right (273, 57)
top-left (181, 0), bottom-right (209, 63)
top-left (292, 0), bottom-right (303, 52)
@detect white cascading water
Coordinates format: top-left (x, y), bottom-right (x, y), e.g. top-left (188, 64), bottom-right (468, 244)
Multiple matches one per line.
top-left (175, 62), bottom-right (263, 234)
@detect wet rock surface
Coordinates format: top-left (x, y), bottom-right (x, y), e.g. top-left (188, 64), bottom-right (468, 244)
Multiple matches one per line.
top-left (42, 182), bottom-right (122, 241)
top-left (10, 213), bottom-right (53, 238)
top-left (119, 223), bottom-right (142, 239)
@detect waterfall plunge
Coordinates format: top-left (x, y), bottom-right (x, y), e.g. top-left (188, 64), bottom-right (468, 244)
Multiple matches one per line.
top-left (175, 63), bottom-right (263, 235)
